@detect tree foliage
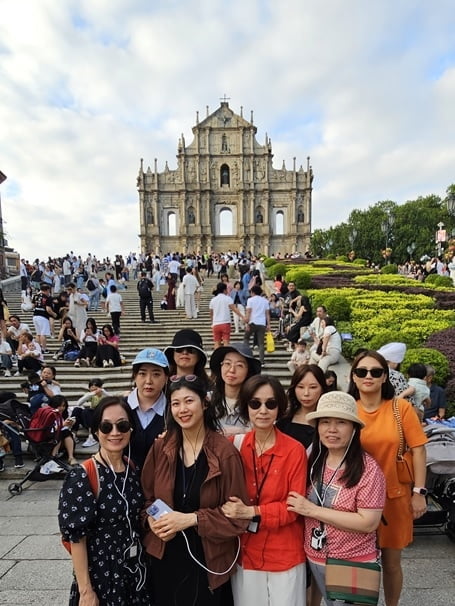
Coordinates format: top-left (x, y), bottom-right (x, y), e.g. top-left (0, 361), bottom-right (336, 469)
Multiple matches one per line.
top-left (311, 186), bottom-right (455, 264)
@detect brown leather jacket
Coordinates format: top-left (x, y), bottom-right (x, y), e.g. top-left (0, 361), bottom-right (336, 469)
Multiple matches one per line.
top-left (141, 429), bottom-right (249, 590)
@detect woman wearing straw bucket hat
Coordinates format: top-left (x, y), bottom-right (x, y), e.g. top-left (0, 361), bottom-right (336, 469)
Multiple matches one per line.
top-left (287, 391), bottom-right (386, 606)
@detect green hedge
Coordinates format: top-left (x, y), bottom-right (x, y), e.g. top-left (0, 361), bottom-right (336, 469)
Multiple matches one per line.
top-left (401, 348), bottom-right (450, 386)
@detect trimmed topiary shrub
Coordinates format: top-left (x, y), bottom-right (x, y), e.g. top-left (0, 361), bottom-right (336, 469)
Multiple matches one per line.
top-left (434, 275), bottom-right (454, 288)
top-left (380, 263), bottom-right (398, 274)
top-left (263, 257), bottom-right (277, 268)
top-left (336, 255), bottom-right (349, 263)
top-left (424, 273), bottom-right (438, 284)
top-left (353, 258), bottom-right (367, 266)
top-left (325, 295), bottom-right (351, 322)
top-left (368, 330), bottom-right (400, 351)
top-left (401, 347), bottom-right (450, 386)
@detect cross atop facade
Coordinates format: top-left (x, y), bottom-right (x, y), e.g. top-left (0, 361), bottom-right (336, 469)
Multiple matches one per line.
top-left (220, 94), bottom-right (230, 103)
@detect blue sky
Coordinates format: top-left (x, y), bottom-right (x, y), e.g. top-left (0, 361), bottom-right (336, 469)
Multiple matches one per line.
top-left (1, 0), bottom-right (455, 261)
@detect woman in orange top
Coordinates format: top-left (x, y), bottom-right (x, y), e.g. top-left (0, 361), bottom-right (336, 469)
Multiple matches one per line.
top-left (348, 350), bottom-right (427, 606)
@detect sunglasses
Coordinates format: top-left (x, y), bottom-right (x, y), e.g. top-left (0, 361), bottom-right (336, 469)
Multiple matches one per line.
top-left (169, 374), bottom-right (197, 383)
top-left (98, 420), bottom-right (132, 434)
top-left (249, 398), bottom-right (279, 410)
top-left (352, 367), bottom-right (385, 379)
top-left (175, 347), bottom-right (197, 355)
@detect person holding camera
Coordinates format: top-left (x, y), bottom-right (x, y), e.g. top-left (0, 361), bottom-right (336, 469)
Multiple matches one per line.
top-left (221, 375), bottom-right (307, 606)
top-left (141, 375), bottom-right (248, 606)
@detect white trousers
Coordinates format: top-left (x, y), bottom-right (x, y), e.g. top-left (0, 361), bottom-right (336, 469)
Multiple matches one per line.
top-left (232, 563), bottom-right (306, 606)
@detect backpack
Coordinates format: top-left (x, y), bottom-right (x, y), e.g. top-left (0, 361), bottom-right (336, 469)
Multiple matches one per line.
top-left (27, 406), bottom-right (63, 443)
top-left (86, 278), bottom-right (96, 291)
top-left (61, 456), bottom-right (135, 554)
top-left (138, 279), bottom-right (152, 298)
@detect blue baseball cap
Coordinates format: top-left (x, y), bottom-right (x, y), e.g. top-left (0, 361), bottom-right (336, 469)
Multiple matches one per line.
top-left (131, 348), bottom-right (169, 370)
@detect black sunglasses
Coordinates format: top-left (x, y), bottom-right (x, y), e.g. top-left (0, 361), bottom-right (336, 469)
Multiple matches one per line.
top-left (98, 420), bottom-right (132, 434)
top-left (169, 374), bottom-right (197, 383)
top-left (176, 347), bottom-right (198, 355)
top-left (249, 398), bottom-right (279, 410)
top-left (353, 367), bottom-right (385, 379)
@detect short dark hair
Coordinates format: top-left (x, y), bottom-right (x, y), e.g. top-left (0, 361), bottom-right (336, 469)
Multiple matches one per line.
top-left (251, 285), bottom-right (262, 296)
top-left (9, 314), bottom-right (20, 322)
top-left (238, 375), bottom-right (287, 422)
top-left (88, 378), bottom-right (104, 388)
top-left (91, 396), bottom-right (134, 441)
top-left (48, 394), bottom-right (68, 410)
top-left (408, 363), bottom-right (427, 380)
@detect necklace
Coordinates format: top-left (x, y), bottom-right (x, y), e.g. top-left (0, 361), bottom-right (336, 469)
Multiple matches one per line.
top-left (255, 428), bottom-right (274, 456)
top-left (182, 424), bottom-right (204, 466)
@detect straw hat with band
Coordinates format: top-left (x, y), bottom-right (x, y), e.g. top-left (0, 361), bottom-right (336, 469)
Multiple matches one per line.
top-left (164, 329), bottom-right (207, 366)
top-left (210, 342), bottom-right (261, 376)
top-left (306, 391), bottom-right (365, 428)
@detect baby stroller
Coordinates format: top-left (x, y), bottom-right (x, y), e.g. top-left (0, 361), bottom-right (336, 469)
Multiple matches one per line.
top-left (413, 423), bottom-right (455, 541)
top-left (0, 398), bottom-right (71, 496)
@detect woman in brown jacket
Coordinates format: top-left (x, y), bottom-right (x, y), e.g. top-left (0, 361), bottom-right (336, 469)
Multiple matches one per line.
top-left (141, 375), bottom-right (248, 606)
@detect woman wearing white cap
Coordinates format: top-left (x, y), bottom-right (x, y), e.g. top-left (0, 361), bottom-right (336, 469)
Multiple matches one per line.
top-left (287, 391), bottom-right (386, 606)
top-left (125, 347), bottom-right (170, 469)
top-left (376, 342), bottom-right (415, 405)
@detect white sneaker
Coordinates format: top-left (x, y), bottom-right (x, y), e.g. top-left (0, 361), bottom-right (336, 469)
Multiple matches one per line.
top-left (4, 370), bottom-right (11, 377)
top-left (82, 436), bottom-right (97, 448)
top-left (108, 359), bottom-right (114, 367)
top-left (14, 371), bottom-right (21, 377)
top-left (103, 360), bottom-right (108, 368)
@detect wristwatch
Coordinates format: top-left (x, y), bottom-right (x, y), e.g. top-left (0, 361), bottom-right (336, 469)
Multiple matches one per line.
top-left (413, 487), bottom-right (428, 496)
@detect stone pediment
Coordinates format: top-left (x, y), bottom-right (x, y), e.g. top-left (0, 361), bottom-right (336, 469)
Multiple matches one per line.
top-left (194, 102), bottom-right (255, 132)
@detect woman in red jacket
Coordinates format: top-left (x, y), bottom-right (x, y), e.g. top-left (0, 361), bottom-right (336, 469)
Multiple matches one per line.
top-left (141, 375), bottom-right (248, 606)
top-left (222, 375), bottom-right (308, 606)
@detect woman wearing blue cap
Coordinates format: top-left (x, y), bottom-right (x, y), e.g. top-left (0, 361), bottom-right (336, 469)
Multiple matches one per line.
top-left (125, 348), bottom-right (170, 469)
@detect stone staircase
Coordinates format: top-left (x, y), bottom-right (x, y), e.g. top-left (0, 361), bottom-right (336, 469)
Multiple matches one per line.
top-left (1, 276), bottom-right (296, 405)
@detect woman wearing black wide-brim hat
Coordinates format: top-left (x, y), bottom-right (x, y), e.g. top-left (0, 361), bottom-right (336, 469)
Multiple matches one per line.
top-left (164, 329), bottom-right (211, 388)
top-left (209, 342), bottom-right (261, 435)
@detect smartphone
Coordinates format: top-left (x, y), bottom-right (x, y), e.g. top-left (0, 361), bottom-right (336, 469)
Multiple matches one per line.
top-left (146, 499), bottom-right (173, 520)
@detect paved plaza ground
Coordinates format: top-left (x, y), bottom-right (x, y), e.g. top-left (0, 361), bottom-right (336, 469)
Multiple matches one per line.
top-left (0, 474), bottom-right (454, 605)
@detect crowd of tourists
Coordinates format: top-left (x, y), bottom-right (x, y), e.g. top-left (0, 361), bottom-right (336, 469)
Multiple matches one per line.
top-left (0, 248), bottom-right (447, 606)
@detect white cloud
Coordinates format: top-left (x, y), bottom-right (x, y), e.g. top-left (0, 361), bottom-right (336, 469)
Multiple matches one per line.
top-left (1, 0), bottom-right (455, 261)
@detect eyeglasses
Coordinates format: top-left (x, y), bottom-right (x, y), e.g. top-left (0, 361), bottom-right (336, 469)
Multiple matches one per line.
top-left (249, 398), bottom-right (279, 410)
top-left (220, 361), bottom-right (247, 370)
top-left (175, 347), bottom-right (197, 355)
top-left (352, 367), bottom-right (385, 379)
top-left (98, 420), bottom-right (132, 434)
top-left (169, 374), bottom-right (197, 383)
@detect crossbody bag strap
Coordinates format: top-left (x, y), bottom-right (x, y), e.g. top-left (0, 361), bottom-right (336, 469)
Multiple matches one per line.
top-left (392, 397), bottom-right (405, 460)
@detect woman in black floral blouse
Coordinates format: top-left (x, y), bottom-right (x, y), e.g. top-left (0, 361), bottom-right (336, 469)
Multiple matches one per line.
top-left (58, 396), bottom-right (150, 606)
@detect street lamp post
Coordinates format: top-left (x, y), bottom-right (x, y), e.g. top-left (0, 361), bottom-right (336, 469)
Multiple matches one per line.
top-left (381, 211), bottom-right (394, 263)
top-left (447, 192), bottom-right (455, 237)
top-left (406, 242), bottom-right (416, 260)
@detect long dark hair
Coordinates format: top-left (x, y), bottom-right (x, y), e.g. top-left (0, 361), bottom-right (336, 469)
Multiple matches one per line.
top-left (286, 365), bottom-right (328, 420)
top-left (308, 421), bottom-right (365, 489)
top-left (348, 350), bottom-right (395, 400)
top-left (165, 376), bottom-right (220, 439)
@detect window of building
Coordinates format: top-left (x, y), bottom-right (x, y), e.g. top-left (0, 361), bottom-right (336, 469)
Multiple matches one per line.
top-left (220, 208), bottom-right (233, 235)
top-left (220, 164), bottom-right (230, 186)
top-left (168, 212), bottom-right (176, 236)
top-left (275, 211), bottom-right (284, 235)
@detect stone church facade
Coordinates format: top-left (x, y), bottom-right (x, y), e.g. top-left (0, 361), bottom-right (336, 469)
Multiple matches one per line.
top-left (137, 101), bottom-right (313, 256)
